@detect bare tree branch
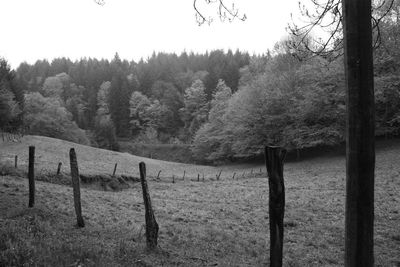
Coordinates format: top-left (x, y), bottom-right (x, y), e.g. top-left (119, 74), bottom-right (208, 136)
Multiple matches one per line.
top-left (193, 0), bottom-right (246, 25)
top-left (94, 0), bottom-right (105, 6)
top-left (94, 0), bottom-right (245, 25)
top-left (288, 0), bottom-right (395, 61)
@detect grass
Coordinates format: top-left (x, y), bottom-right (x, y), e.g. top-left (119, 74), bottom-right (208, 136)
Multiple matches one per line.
top-left (118, 141), bottom-right (194, 164)
top-left (0, 136), bottom-right (399, 266)
top-left (0, 135), bottom-right (260, 180)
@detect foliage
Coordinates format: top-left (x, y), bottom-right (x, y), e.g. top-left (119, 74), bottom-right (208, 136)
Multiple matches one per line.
top-left (97, 81), bottom-right (111, 116)
top-left (14, 50), bottom-right (249, 142)
top-left (4, 34), bottom-right (400, 160)
top-left (191, 80), bottom-right (233, 162)
top-left (129, 91), bottom-right (151, 135)
top-left (23, 92), bottom-right (89, 145)
top-left (180, 79), bottom-right (209, 137)
top-left (0, 58), bottom-right (22, 131)
top-left (94, 114), bottom-right (119, 151)
top-left (94, 80), bottom-right (119, 150)
top-left (192, 53), bottom-right (347, 161)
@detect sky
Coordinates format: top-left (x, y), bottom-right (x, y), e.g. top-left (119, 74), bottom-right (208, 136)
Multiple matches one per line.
top-left (1, 0), bottom-right (303, 69)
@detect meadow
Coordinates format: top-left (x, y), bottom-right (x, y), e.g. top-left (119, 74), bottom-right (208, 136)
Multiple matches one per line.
top-left (0, 136), bottom-right (399, 266)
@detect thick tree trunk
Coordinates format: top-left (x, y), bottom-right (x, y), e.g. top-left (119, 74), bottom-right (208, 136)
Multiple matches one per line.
top-left (28, 146), bottom-right (35, 208)
top-left (342, 0), bottom-right (375, 266)
top-left (139, 162), bottom-right (159, 249)
top-left (264, 146), bottom-right (286, 267)
top-left (69, 148), bottom-right (85, 227)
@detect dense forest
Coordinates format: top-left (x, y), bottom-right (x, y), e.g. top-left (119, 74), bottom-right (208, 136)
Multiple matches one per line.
top-left (1, 9), bottom-right (399, 163)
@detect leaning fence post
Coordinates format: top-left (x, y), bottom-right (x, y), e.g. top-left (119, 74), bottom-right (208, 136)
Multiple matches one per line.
top-left (265, 146), bottom-right (287, 267)
top-left (57, 162), bottom-right (62, 175)
top-left (182, 170), bottom-right (186, 181)
top-left (156, 170), bottom-right (161, 180)
top-left (69, 148), bottom-right (85, 227)
top-left (139, 162), bottom-right (159, 249)
top-left (232, 172), bottom-right (236, 180)
top-left (216, 170), bottom-right (222, 181)
top-left (28, 146), bottom-right (35, 208)
top-left (112, 163), bottom-right (118, 177)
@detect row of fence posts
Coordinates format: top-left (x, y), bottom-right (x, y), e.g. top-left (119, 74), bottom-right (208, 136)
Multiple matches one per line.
top-left (155, 169), bottom-right (264, 184)
top-left (25, 146), bottom-right (159, 248)
top-left (23, 144), bottom-right (285, 265)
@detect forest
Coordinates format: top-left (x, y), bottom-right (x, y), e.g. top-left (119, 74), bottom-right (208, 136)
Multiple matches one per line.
top-left (1, 7), bottom-right (399, 163)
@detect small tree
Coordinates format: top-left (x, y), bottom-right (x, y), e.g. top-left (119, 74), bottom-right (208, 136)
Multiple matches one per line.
top-left (180, 79), bottom-right (209, 137)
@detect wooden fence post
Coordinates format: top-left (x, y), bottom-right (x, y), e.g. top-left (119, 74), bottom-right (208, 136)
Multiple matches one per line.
top-left (182, 170), bottom-right (186, 181)
top-left (112, 163), bottom-right (118, 177)
top-left (14, 155), bottom-right (18, 168)
top-left (156, 170), bottom-right (161, 180)
top-left (265, 146), bottom-right (287, 267)
top-left (139, 162), bottom-right (159, 249)
top-left (232, 172), bottom-right (236, 179)
top-left (57, 162), bottom-right (62, 175)
top-left (69, 148), bottom-right (85, 227)
top-left (197, 174), bottom-right (200, 182)
top-left (202, 173), bottom-right (205, 182)
top-left (28, 146), bottom-right (35, 208)
top-left (172, 175), bottom-right (175, 183)
top-left (216, 170), bottom-right (222, 180)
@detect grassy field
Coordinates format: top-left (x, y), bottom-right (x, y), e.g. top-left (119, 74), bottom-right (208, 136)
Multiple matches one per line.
top-left (0, 136), bottom-right (260, 181)
top-left (0, 136), bottom-right (399, 266)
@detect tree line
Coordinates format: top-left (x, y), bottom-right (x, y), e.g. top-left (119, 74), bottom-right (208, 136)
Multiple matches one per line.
top-left (1, 9), bottom-right (399, 163)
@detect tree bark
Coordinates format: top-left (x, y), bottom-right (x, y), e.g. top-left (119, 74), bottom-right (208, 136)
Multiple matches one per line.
top-left (28, 146), bottom-right (35, 208)
top-left (265, 146), bottom-right (286, 267)
top-left (342, 0), bottom-right (375, 266)
top-left (69, 148), bottom-right (85, 227)
top-left (139, 162), bottom-right (159, 249)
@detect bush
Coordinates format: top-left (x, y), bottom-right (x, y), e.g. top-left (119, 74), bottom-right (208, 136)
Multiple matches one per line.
top-left (23, 92), bottom-right (89, 145)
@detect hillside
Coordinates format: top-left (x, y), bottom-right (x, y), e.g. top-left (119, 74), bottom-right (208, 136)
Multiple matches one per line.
top-left (0, 136), bottom-right (399, 266)
top-left (0, 135), bottom-right (257, 180)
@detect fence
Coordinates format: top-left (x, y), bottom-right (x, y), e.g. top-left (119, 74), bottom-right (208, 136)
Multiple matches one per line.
top-left (3, 145), bottom-right (283, 263)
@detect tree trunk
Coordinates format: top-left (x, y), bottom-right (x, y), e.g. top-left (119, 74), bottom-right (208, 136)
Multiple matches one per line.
top-left (69, 148), bottom-right (85, 227)
top-left (342, 0), bottom-right (375, 266)
top-left (139, 162), bottom-right (159, 249)
top-left (28, 146), bottom-right (35, 208)
top-left (264, 146), bottom-right (286, 267)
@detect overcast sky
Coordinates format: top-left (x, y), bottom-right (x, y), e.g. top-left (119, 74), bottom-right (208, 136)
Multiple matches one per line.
top-left (1, 0), bottom-right (303, 69)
